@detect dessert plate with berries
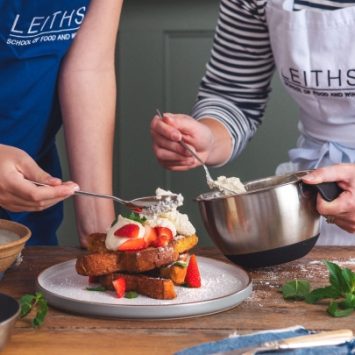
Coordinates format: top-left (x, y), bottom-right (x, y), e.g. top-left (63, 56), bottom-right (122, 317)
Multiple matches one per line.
top-left (36, 256), bottom-right (252, 320)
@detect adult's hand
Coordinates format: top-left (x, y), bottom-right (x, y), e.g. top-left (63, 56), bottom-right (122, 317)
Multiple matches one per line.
top-left (151, 113), bottom-right (232, 170)
top-left (0, 144), bottom-right (79, 212)
top-left (302, 164), bottom-right (355, 233)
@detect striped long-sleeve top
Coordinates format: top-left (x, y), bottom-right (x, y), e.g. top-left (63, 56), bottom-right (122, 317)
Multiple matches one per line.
top-left (191, 0), bottom-right (355, 163)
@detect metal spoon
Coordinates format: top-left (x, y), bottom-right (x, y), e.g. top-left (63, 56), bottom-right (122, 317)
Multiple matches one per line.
top-left (26, 180), bottom-right (179, 213)
top-left (156, 109), bottom-right (237, 194)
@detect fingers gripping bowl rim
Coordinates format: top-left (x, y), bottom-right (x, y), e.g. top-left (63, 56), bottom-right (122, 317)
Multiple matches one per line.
top-left (195, 171), bottom-right (342, 268)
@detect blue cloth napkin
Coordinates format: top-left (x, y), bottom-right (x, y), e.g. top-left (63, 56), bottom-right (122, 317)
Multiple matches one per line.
top-left (175, 326), bottom-right (355, 355)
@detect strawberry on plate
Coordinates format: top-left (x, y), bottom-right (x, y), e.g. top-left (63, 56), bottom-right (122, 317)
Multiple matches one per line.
top-left (185, 254), bottom-right (201, 288)
top-left (112, 277), bottom-right (126, 298)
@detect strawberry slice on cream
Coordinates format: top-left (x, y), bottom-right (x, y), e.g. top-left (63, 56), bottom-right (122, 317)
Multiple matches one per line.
top-left (105, 215), bottom-right (145, 251)
top-left (114, 224), bottom-right (140, 238)
top-left (153, 226), bottom-right (174, 247)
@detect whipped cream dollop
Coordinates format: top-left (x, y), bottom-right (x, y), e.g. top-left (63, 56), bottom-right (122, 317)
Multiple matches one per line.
top-left (105, 215), bottom-right (145, 251)
top-left (210, 176), bottom-right (246, 195)
top-left (143, 187), bottom-right (183, 215)
top-left (159, 211), bottom-right (196, 236)
top-left (105, 188), bottom-right (196, 251)
top-left (144, 188), bottom-right (195, 236)
top-left (144, 217), bottom-right (177, 236)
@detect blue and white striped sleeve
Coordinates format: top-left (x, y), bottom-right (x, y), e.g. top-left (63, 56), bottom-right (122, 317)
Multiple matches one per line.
top-left (191, 0), bottom-right (275, 163)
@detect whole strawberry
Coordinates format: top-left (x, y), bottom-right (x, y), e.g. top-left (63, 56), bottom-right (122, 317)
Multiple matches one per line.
top-left (185, 254), bottom-right (201, 288)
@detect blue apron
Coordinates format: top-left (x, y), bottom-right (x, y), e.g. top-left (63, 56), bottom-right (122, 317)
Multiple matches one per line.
top-left (0, 1), bottom-right (90, 245)
top-left (266, 0), bottom-right (355, 245)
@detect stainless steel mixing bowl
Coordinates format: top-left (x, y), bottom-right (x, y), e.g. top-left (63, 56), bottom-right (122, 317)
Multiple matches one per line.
top-left (195, 171), bottom-right (341, 268)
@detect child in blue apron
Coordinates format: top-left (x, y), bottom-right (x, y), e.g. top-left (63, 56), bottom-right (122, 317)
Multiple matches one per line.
top-left (0, 0), bottom-right (123, 246)
top-left (150, 0), bottom-right (355, 245)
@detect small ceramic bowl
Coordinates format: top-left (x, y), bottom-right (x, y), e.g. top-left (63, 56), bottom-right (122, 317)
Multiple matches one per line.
top-left (0, 293), bottom-right (20, 351)
top-left (0, 219), bottom-right (31, 278)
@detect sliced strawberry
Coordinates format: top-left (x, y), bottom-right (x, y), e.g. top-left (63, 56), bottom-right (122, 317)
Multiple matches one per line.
top-left (185, 254), bottom-right (201, 288)
top-left (112, 277), bottom-right (126, 298)
top-left (114, 223), bottom-right (140, 238)
top-left (155, 226), bottom-right (173, 239)
top-left (143, 225), bottom-right (158, 246)
top-left (118, 238), bottom-right (147, 251)
top-left (153, 226), bottom-right (173, 247)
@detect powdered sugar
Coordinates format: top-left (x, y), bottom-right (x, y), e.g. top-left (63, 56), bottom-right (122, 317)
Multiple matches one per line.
top-left (37, 257), bottom-right (251, 318)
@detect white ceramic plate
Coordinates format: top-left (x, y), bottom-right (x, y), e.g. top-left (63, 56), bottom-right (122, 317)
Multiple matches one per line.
top-left (37, 256), bottom-right (252, 319)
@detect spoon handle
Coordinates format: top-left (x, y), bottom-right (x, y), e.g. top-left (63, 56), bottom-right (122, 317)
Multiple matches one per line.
top-left (178, 140), bottom-right (204, 165)
top-left (26, 179), bottom-right (126, 204)
top-left (73, 190), bottom-right (125, 204)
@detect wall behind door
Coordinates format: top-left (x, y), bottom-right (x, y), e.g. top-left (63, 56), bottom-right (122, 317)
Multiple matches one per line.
top-left (57, 0), bottom-right (299, 246)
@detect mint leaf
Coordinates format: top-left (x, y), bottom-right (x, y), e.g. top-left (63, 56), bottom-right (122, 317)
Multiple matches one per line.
top-left (19, 292), bottom-right (48, 328)
top-left (86, 286), bottom-right (107, 292)
top-left (305, 285), bottom-right (340, 304)
top-left (126, 212), bottom-right (146, 224)
top-left (341, 267), bottom-right (355, 293)
top-left (327, 301), bottom-right (354, 317)
top-left (124, 291), bottom-right (139, 299)
top-left (111, 212), bottom-right (146, 226)
top-left (32, 297), bottom-right (48, 328)
top-left (281, 280), bottom-right (310, 300)
top-left (173, 261), bottom-right (188, 268)
top-left (325, 261), bottom-right (349, 293)
top-left (343, 293), bottom-right (355, 309)
top-left (281, 260), bottom-right (355, 318)
top-left (19, 294), bottom-right (35, 317)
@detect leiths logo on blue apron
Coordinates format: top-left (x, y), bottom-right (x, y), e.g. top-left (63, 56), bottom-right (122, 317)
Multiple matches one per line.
top-left (5, 6), bottom-right (86, 47)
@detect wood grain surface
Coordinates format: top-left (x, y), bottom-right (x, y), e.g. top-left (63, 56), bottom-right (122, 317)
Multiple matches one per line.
top-left (1, 246), bottom-right (355, 354)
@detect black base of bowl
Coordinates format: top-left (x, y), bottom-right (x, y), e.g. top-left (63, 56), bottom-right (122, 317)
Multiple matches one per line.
top-left (0, 293), bottom-right (19, 322)
top-left (225, 234), bottom-right (319, 268)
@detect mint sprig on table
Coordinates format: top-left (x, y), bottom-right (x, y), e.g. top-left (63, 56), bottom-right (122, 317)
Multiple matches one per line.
top-left (19, 292), bottom-right (48, 328)
top-left (281, 260), bottom-right (355, 317)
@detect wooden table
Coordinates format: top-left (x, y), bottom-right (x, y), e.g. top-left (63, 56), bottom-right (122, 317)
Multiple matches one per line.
top-left (1, 246), bottom-right (355, 355)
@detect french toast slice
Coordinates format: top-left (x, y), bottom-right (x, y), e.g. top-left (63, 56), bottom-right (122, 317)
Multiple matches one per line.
top-left (173, 235), bottom-right (198, 254)
top-left (76, 233), bottom-right (198, 277)
top-left (159, 263), bottom-right (187, 285)
top-left (159, 253), bottom-right (189, 285)
top-left (99, 272), bottom-right (176, 299)
top-left (76, 245), bottom-right (179, 276)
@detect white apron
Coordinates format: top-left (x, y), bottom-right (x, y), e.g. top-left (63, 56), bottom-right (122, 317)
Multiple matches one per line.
top-left (266, 0), bottom-right (355, 245)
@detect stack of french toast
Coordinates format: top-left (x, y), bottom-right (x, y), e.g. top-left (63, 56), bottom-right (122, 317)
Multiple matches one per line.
top-left (75, 191), bottom-right (200, 300)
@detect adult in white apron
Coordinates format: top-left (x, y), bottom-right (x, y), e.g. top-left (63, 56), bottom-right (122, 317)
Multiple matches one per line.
top-left (266, 0), bottom-right (355, 245)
